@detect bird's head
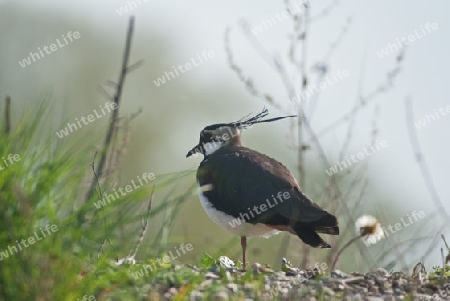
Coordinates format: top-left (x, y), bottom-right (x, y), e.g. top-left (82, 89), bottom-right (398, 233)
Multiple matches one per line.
top-left (186, 108), bottom-right (296, 158)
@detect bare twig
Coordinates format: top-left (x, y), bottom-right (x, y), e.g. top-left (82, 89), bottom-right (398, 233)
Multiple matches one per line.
top-left (106, 107), bottom-right (143, 180)
top-left (375, 205), bottom-right (408, 272)
top-left (310, 0), bottom-right (340, 22)
top-left (308, 17), bottom-right (352, 121)
top-left (337, 53), bottom-right (372, 161)
top-left (320, 16), bottom-right (352, 62)
top-left (418, 223), bottom-right (449, 264)
top-left (126, 59), bottom-right (145, 73)
top-left (89, 152), bottom-right (117, 259)
top-left (4, 95), bottom-right (11, 135)
top-left (97, 84), bottom-right (113, 102)
top-left (126, 186), bottom-right (155, 261)
top-left (85, 16), bottom-right (136, 201)
top-left (97, 233), bottom-right (115, 259)
top-left (297, 3), bottom-right (310, 269)
top-left (331, 234), bottom-right (363, 270)
top-left (314, 52), bottom-right (404, 141)
top-left (441, 247), bottom-right (446, 280)
top-left (225, 26), bottom-right (281, 110)
top-left (442, 235), bottom-right (450, 251)
top-left (405, 98), bottom-right (450, 221)
top-left (90, 152), bottom-right (103, 201)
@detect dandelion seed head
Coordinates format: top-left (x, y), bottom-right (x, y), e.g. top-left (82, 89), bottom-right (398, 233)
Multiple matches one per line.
top-left (355, 214), bottom-right (384, 245)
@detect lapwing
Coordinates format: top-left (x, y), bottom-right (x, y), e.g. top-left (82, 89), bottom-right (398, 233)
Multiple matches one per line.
top-left (186, 108), bottom-right (339, 269)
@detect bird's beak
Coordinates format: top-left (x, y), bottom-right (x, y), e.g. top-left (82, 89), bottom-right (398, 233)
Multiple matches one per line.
top-left (186, 144), bottom-right (203, 158)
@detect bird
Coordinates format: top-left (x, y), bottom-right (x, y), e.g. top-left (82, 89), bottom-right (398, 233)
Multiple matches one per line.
top-left (186, 108), bottom-right (339, 269)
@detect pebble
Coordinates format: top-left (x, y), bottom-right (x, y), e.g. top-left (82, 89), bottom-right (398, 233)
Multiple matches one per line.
top-left (212, 291), bottom-right (229, 300)
top-left (243, 283), bottom-right (255, 290)
top-left (204, 272), bottom-right (220, 280)
top-left (331, 270), bottom-right (350, 278)
top-left (226, 283), bottom-right (238, 293)
top-left (190, 291), bottom-right (203, 301)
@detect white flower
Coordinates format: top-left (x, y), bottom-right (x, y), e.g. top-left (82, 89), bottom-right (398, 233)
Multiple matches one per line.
top-left (355, 215), bottom-right (384, 245)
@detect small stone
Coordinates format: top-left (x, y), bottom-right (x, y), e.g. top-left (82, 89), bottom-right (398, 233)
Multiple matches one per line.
top-left (322, 287), bottom-right (335, 296)
top-left (243, 283), bottom-right (255, 290)
top-left (252, 262), bottom-right (261, 273)
top-left (351, 271), bottom-right (365, 277)
top-left (190, 291), bottom-right (203, 301)
top-left (200, 279), bottom-right (213, 288)
top-left (224, 271), bottom-right (233, 281)
top-left (351, 293), bottom-right (364, 301)
top-left (205, 272), bottom-right (220, 280)
top-left (212, 291), bottom-right (229, 300)
top-left (344, 276), bottom-right (365, 284)
top-left (331, 270), bottom-right (350, 278)
top-left (226, 283), bottom-right (238, 293)
top-left (375, 268), bottom-right (390, 278)
top-left (366, 297), bottom-right (383, 301)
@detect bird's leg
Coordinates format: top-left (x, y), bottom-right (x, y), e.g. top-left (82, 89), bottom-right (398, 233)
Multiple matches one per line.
top-left (241, 236), bottom-right (247, 270)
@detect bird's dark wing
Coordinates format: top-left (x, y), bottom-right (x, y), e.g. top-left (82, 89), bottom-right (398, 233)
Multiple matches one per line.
top-left (197, 146), bottom-right (330, 225)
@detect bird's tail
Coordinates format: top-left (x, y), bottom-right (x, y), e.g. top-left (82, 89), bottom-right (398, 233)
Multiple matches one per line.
top-left (313, 213), bottom-right (339, 235)
top-left (292, 212), bottom-right (339, 248)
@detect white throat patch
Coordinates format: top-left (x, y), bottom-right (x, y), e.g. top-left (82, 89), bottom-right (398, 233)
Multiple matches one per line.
top-left (203, 141), bottom-right (224, 156)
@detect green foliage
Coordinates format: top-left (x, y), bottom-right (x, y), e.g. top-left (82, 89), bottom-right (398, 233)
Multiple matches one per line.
top-left (430, 265), bottom-right (450, 277)
top-left (199, 253), bottom-right (216, 269)
top-left (0, 102), bottom-right (196, 300)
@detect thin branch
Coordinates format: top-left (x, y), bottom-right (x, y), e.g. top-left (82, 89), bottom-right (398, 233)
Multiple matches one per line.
top-left (106, 107), bottom-right (143, 182)
top-left (313, 52), bottom-right (404, 140)
top-left (4, 95), bottom-right (11, 135)
top-left (126, 186), bottom-right (155, 261)
top-left (307, 17), bottom-right (352, 121)
top-left (89, 152), bottom-right (117, 259)
top-left (126, 59), bottom-right (145, 73)
top-left (226, 25), bottom-right (282, 110)
top-left (337, 51), bottom-right (372, 161)
top-left (441, 248), bottom-right (446, 280)
top-left (298, 3), bottom-right (310, 269)
top-left (97, 84), bottom-right (113, 102)
top-left (405, 97), bottom-right (450, 221)
top-left (320, 16), bottom-right (352, 62)
top-left (375, 205), bottom-right (408, 272)
top-left (310, 0), bottom-right (340, 22)
top-left (418, 222), bottom-right (449, 264)
top-left (85, 16), bottom-right (136, 201)
top-left (331, 234), bottom-right (362, 270)
top-left (105, 80), bottom-right (118, 88)
top-left (442, 234), bottom-right (450, 251)
top-left (372, 236), bottom-right (431, 271)
top-left (90, 152), bottom-right (103, 201)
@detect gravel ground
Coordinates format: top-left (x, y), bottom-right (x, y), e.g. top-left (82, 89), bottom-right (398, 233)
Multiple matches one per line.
top-left (161, 263), bottom-right (450, 301)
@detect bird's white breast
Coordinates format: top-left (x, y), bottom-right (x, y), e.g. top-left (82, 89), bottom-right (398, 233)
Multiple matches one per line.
top-left (198, 186), bottom-right (280, 238)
